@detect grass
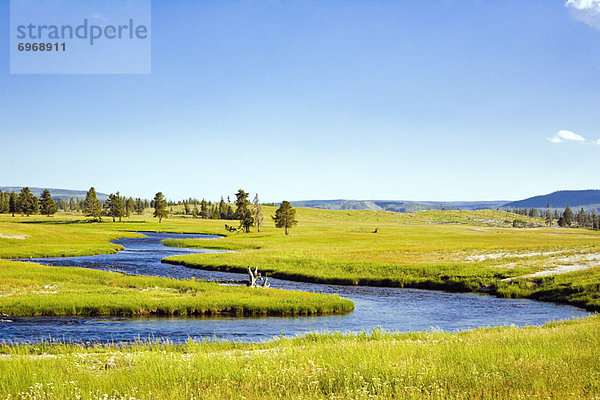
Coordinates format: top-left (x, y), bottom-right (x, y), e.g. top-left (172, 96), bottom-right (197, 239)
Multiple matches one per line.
top-left (494, 266), bottom-right (600, 311)
top-left (0, 260), bottom-right (353, 317)
top-left (0, 214), bottom-right (353, 317)
top-left (0, 315), bottom-right (599, 399)
top-left (161, 207), bottom-right (600, 296)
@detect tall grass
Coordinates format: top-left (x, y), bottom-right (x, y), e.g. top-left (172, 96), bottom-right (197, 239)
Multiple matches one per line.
top-left (0, 260), bottom-right (353, 317)
top-left (0, 316), bottom-right (599, 399)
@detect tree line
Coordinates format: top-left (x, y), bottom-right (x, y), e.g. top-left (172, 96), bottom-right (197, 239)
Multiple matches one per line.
top-left (510, 204), bottom-right (600, 229)
top-left (0, 187), bottom-right (298, 235)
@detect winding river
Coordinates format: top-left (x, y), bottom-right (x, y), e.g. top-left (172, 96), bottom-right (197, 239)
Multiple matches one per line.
top-left (1, 232), bottom-right (591, 343)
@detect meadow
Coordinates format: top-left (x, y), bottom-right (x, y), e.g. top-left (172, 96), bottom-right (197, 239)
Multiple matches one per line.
top-left (0, 214), bottom-right (353, 317)
top-left (2, 208), bottom-right (600, 399)
top-left (0, 260), bottom-right (353, 317)
top-left (161, 207), bottom-right (600, 310)
top-left (0, 316), bottom-right (599, 399)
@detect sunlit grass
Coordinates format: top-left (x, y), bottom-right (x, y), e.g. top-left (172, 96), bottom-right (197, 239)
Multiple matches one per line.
top-left (0, 316), bottom-right (598, 399)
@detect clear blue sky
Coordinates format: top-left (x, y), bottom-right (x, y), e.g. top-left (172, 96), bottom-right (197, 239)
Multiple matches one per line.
top-left (1, 0), bottom-right (599, 202)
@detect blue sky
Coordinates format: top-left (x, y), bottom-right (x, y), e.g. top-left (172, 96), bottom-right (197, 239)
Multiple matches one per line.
top-left (1, 0), bottom-right (600, 202)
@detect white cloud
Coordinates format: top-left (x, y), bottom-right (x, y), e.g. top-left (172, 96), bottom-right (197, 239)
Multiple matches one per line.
top-left (566, 0), bottom-right (600, 30)
top-left (547, 129), bottom-right (586, 143)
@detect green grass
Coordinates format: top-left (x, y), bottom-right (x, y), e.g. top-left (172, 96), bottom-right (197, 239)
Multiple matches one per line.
top-left (161, 208), bottom-right (600, 295)
top-left (494, 266), bottom-right (600, 311)
top-left (0, 213), bottom-right (353, 317)
top-left (1, 316), bottom-right (599, 399)
top-left (0, 260), bottom-right (353, 317)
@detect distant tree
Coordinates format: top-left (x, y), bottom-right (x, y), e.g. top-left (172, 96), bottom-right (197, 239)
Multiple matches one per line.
top-left (106, 192), bottom-right (126, 222)
top-left (39, 189), bottom-right (57, 217)
top-left (0, 190), bottom-right (4, 214)
top-left (576, 207), bottom-right (586, 227)
top-left (219, 197), bottom-right (227, 219)
top-left (126, 197), bottom-right (135, 217)
top-left (253, 193), bottom-right (264, 232)
top-left (545, 203), bottom-right (552, 226)
top-left (9, 192), bottom-right (17, 217)
top-left (557, 215), bottom-right (566, 227)
top-left (32, 196), bottom-right (39, 215)
top-left (200, 199), bottom-right (208, 219)
top-left (83, 187), bottom-right (102, 221)
top-left (69, 198), bottom-right (77, 212)
top-left (563, 206), bottom-right (574, 227)
top-left (17, 187), bottom-right (36, 216)
top-left (235, 189), bottom-right (254, 233)
top-left (153, 192), bottom-right (168, 223)
top-left (272, 200), bottom-right (297, 235)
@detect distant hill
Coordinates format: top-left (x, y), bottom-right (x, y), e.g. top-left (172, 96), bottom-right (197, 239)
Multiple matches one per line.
top-left (291, 200), bottom-right (508, 213)
top-left (504, 190), bottom-right (600, 211)
top-left (293, 191), bottom-right (600, 213)
top-left (0, 187), bottom-right (109, 201)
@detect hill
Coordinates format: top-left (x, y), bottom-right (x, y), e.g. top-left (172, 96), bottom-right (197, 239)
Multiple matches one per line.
top-left (504, 190), bottom-right (600, 211)
top-left (0, 187), bottom-right (109, 201)
top-left (291, 199), bottom-right (508, 213)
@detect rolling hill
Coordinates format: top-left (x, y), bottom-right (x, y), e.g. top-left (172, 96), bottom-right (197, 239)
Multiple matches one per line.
top-left (0, 187), bottom-right (109, 201)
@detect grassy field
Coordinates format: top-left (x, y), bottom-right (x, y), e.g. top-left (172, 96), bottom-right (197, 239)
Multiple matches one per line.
top-left (1, 209), bottom-right (600, 398)
top-left (0, 260), bottom-right (353, 317)
top-left (1, 315), bottom-right (599, 399)
top-left (159, 207), bottom-right (600, 309)
top-left (0, 214), bottom-right (353, 317)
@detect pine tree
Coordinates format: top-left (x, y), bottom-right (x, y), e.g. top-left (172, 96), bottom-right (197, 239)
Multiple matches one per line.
top-left (153, 192), bottom-right (168, 223)
top-left (235, 189), bottom-right (254, 233)
top-left (576, 207), bottom-right (586, 227)
top-left (83, 187), bottom-right (102, 221)
top-left (9, 192), bottom-right (17, 217)
top-left (219, 197), bottom-right (227, 219)
top-left (17, 187), bottom-right (36, 216)
top-left (39, 189), bottom-right (57, 217)
top-left (106, 192), bottom-right (126, 222)
top-left (563, 205), bottom-right (574, 227)
top-left (272, 200), bottom-right (297, 235)
top-left (200, 199), bottom-right (208, 219)
top-left (253, 193), bottom-right (264, 232)
top-left (545, 203), bottom-right (552, 226)
top-left (126, 197), bottom-right (135, 217)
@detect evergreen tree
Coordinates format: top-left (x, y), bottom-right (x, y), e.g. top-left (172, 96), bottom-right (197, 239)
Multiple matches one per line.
top-left (253, 193), bottom-right (264, 232)
top-left (557, 215), bottom-right (566, 227)
top-left (200, 199), bottom-right (208, 219)
top-left (545, 203), bottom-right (552, 226)
top-left (272, 201), bottom-right (297, 235)
top-left (563, 206), bottom-right (574, 227)
top-left (0, 190), bottom-right (4, 214)
top-left (69, 198), bottom-right (77, 212)
top-left (126, 197), bottom-right (135, 217)
top-left (17, 187), bottom-right (36, 216)
top-left (9, 192), bottom-right (17, 217)
top-left (576, 207), bottom-right (586, 227)
top-left (235, 189), bottom-right (254, 233)
top-left (32, 196), bottom-right (39, 215)
top-left (106, 192), bottom-right (126, 222)
top-left (83, 187), bottom-right (102, 221)
top-left (39, 189), bottom-right (57, 217)
top-left (219, 197), bottom-right (227, 219)
top-left (153, 192), bottom-right (168, 223)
